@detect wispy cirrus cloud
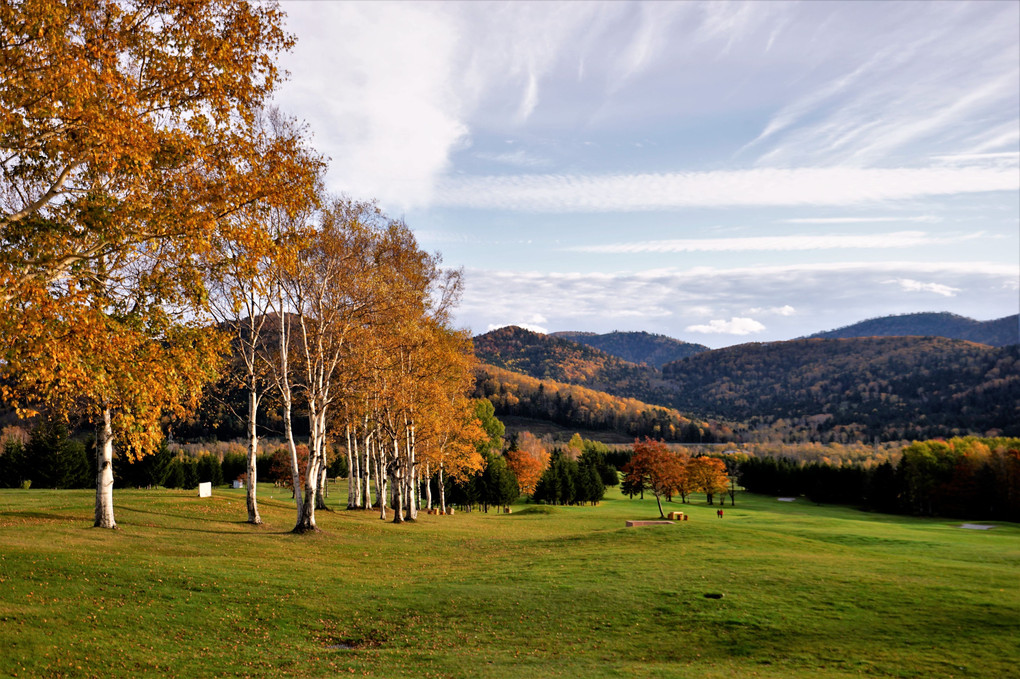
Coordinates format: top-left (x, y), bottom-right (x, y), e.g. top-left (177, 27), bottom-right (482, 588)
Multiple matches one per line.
top-left (473, 149), bottom-right (552, 168)
top-left (569, 231), bottom-right (982, 255)
top-left (781, 216), bottom-right (939, 224)
top-left (746, 3), bottom-right (1019, 166)
top-left (434, 166), bottom-right (1018, 212)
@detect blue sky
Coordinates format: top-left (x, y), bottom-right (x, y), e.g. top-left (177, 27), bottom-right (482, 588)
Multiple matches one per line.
top-left (276, 1), bottom-right (1019, 347)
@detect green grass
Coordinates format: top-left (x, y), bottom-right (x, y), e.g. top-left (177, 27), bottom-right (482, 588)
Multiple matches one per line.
top-left (1, 485), bottom-right (1017, 678)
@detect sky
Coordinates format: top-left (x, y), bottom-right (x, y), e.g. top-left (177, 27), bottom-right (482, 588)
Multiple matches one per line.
top-left (274, 0), bottom-right (1020, 348)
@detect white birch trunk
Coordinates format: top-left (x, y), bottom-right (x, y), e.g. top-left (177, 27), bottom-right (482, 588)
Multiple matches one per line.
top-left (93, 407), bottom-right (116, 529)
top-left (376, 445), bottom-right (387, 520)
top-left (424, 461), bottom-right (432, 510)
top-left (296, 401), bottom-right (323, 531)
top-left (363, 431), bottom-right (373, 509)
top-left (392, 442), bottom-right (404, 524)
top-left (407, 424), bottom-right (418, 521)
top-left (439, 462), bottom-right (446, 515)
top-left (278, 309), bottom-right (303, 523)
top-left (246, 388), bottom-right (262, 524)
top-left (346, 425), bottom-right (358, 509)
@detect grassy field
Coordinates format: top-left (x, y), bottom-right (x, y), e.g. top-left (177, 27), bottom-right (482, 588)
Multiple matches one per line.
top-left (1, 484), bottom-right (1017, 678)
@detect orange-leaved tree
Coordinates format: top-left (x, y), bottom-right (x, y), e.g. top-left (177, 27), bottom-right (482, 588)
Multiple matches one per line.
top-left (626, 437), bottom-right (687, 518)
top-left (505, 431), bottom-right (550, 496)
top-left (688, 456), bottom-right (730, 505)
top-left (0, 0), bottom-right (299, 529)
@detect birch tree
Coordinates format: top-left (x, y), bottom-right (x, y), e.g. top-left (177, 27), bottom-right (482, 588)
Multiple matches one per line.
top-left (0, 0), bottom-right (297, 528)
top-left (206, 110), bottom-right (322, 525)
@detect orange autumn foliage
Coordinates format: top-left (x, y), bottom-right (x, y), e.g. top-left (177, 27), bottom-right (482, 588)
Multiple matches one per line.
top-left (505, 432), bottom-right (550, 495)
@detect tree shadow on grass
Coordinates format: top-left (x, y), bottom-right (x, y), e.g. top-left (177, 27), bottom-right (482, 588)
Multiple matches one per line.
top-left (114, 505), bottom-right (292, 535)
top-left (0, 509), bottom-right (85, 523)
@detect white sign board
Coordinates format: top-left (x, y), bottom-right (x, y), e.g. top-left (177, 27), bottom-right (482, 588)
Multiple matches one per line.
top-left (198, 482), bottom-right (212, 498)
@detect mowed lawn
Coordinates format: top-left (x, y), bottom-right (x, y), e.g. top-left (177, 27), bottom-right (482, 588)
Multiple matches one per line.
top-left (0, 485), bottom-right (1017, 678)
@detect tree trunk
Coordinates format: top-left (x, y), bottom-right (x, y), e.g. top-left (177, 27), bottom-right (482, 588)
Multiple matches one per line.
top-left (439, 463), bottom-right (446, 514)
top-left (246, 388), bottom-right (262, 525)
top-left (311, 403), bottom-right (328, 512)
top-left (294, 452), bottom-right (321, 533)
top-left (277, 307), bottom-right (303, 524)
top-left (362, 431), bottom-right (372, 509)
top-left (406, 425), bottom-right (417, 521)
top-left (425, 461), bottom-right (432, 510)
top-left (655, 492), bottom-right (665, 518)
top-left (346, 425), bottom-right (357, 509)
top-left (392, 462), bottom-right (404, 524)
top-left (93, 407), bottom-right (116, 529)
top-left (316, 461), bottom-right (328, 510)
top-left (377, 447), bottom-right (387, 520)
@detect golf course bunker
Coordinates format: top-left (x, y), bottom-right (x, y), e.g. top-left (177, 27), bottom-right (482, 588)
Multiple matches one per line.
top-left (960, 524), bottom-right (995, 530)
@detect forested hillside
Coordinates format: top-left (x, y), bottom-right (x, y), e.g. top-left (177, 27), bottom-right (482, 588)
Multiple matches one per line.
top-left (551, 330), bottom-right (709, 368)
top-left (806, 312), bottom-right (1018, 346)
top-left (475, 328), bottom-right (1020, 442)
top-left (473, 364), bottom-right (728, 442)
top-left (473, 326), bottom-right (662, 397)
top-left (661, 337), bottom-right (1020, 441)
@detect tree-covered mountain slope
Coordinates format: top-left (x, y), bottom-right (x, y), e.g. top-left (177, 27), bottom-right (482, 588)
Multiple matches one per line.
top-left (473, 363), bottom-right (726, 442)
top-left (661, 337), bottom-right (1020, 440)
top-left (473, 326), bottom-right (661, 396)
top-left (805, 312), bottom-right (1018, 347)
top-left (551, 330), bottom-right (709, 368)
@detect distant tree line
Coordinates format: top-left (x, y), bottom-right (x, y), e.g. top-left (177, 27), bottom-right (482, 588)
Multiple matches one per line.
top-left (738, 437), bottom-right (1020, 521)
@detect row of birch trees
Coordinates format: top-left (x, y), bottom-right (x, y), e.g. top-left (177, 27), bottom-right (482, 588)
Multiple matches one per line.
top-left (219, 191), bottom-right (489, 532)
top-left (0, 0), bottom-right (485, 531)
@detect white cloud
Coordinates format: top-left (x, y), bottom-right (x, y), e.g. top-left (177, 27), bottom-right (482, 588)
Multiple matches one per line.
top-left (890, 278), bottom-right (961, 297)
top-left (435, 166), bottom-right (1018, 212)
top-left (931, 151), bottom-right (1020, 165)
top-left (749, 305), bottom-right (796, 316)
top-left (781, 216), bottom-right (939, 224)
top-left (275, 2), bottom-right (1018, 212)
top-left (686, 318), bottom-right (767, 335)
top-left (455, 261), bottom-right (1017, 346)
top-left (746, 3), bottom-right (1019, 167)
top-left (570, 231), bottom-right (981, 254)
top-left (277, 3), bottom-right (468, 210)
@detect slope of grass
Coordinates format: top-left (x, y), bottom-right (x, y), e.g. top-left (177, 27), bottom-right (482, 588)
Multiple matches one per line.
top-left (1, 485), bottom-right (1017, 678)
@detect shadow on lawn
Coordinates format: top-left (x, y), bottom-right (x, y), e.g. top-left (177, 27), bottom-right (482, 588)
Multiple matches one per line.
top-left (114, 505), bottom-right (293, 535)
top-left (0, 509), bottom-right (85, 523)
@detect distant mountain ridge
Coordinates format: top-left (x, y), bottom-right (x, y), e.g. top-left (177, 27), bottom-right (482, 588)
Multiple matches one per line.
top-left (660, 337), bottom-right (1019, 439)
top-left (473, 325), bottom-right (1020, 441)
top-left (473, 325), bottom-right (660, 397)
top-left (551, 330), bottom-right (709, 368)
top-left (804, 312), bottom-right (1018, 347)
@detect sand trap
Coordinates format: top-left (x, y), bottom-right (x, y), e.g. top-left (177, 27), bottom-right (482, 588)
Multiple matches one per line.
top-left (960, 524), bottom-right (995, 530)
top-left (777, 497), bottom-right (796, 502)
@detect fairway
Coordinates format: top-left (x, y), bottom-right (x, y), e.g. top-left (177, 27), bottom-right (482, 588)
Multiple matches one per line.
top-left (1, 487), bottom-right (1017, 678)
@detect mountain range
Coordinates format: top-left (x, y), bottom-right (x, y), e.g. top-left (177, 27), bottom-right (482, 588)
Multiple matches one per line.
top-left (803, 312), bottom-right (1018, 347)
top-left (550, 331), bottom-right (708, 368)
top-left (472, 312), bottom-right (1020, 442)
